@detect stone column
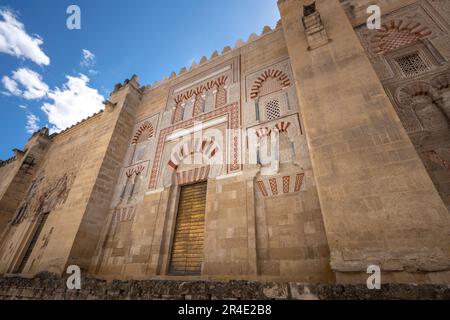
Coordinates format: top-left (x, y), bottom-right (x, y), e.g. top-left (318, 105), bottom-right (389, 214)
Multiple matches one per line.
top-left (278, 0), bottom-right (450, 283)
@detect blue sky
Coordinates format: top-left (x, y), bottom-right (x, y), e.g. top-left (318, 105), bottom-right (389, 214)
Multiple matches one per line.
top-left (0, 0), bottom-right (279, 160)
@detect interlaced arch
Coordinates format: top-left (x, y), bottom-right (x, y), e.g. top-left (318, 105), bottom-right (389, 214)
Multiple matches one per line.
top-left (168, 138), bottom-right (220, 170)
top-left (371, 20), bottom-right (432, 55)
top-left (250, 69), bottom-right (291, 99)
top-left (132, 122), bottom-right (154, 145)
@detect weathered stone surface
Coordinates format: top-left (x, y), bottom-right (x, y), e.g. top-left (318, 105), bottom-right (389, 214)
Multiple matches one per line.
top-left (0, 273), bottom-right (449, 300)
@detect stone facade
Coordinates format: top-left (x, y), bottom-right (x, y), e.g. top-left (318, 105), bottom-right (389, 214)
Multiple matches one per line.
top-left (0, 0), bottom-right (449, 288)
top-left (353, 0), bottom-right (450, 211)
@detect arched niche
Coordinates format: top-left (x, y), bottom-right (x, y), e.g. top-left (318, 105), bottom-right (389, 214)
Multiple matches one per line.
top-left (161, 139), bottom-right (222, 188)
top-left (396, 82), bottom-right (448, 132)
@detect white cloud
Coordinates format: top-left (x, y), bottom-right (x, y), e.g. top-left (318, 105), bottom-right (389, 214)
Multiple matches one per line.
top-left (83, 49), bottom-right (94, 61)
top-left (12, 68), bottom-right (48, 99)
top-left (26, 113), bottom-right (40, 133)
top-left (41, 74), bottom-right (104, 133)
top-left (0, 9), bottom-right (50, 66)
top-left (2, 67), bottom-right (49, 100)
top-left (19, 104), bottom-right (27, 109)
top-left (81, 49), bottom-right (95, 67)
top-left (2, 74), bottom-right (21, 95)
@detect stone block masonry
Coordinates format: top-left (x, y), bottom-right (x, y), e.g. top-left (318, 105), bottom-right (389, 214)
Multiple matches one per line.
top-left (0, 273), bottom-right (449, 300)
top-left (277, 0), bottom-right (450, 283)
top-left (1, 0), bottom-right (450, 286)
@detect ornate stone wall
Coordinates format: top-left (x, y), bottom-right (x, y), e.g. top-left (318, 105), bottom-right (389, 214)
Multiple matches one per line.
top-left (279, 0), bottom-right (450, 284)
top-left (0, 115), bottom-right (101, 275)
top-left (87, 26), bottom-right (332, 283)
top-left (355, 0), bottom-right (450, 210)
top-left (0, 130), bottom-right (51, 236)
top-left (0, 0), bottom-right (449, 287)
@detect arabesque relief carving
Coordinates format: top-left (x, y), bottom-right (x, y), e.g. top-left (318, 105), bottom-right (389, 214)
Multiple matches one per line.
top-left (12, 173), bottom-right (76, 225)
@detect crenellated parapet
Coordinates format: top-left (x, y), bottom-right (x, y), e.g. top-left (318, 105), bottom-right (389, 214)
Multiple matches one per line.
top-left (137, 21), bottom-right (283, 93)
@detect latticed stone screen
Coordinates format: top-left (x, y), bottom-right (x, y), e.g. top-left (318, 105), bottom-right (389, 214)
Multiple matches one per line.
top-left (265, 98), bottom-right (281, 120)
top-left (395, 53), bottom-right (429, 77)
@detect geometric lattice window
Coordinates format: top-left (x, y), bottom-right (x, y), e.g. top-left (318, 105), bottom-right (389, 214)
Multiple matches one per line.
top-left (395, 53), bottom-right (429, 77)
top-left (265, 98), bottom-right (281, 121)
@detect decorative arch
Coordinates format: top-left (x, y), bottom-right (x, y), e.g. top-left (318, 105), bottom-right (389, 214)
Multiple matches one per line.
top-left (396, 81), bottom-right (438, 106)
top-left (424, 150), bottom-right (450, 170)
top-left (215, 75), bottom-right (228, 108)
top-left (254, 121), bottom-right (297, 169)
top-left (371, 20), bottom-right (432, 54)
top-left (216, 75), bottom-right (227, 86)
top-left (255, 122), bottom-right (291, 139)
top-left (256, 127), bottom-right (272, 138)
top-left (132, 122), bottom-right (154, 145)
top-left (396, 81), bottom-right (448, 132)
top-left (126, 165), bottom-right (145, 177)
top-left (273, 121), bottom-right (291, 133)
top-left (250, 69), bottom-right (291, 99)
top-left (168, 138), bottom-right (220, 170)
top-left (192, 87), bottom-right (206, 117)
top-left (171, 76), bottom-right (229, 123)
top-left (431, 74), bottom-right (450, 92)
top-left (121, 165), bottom-right (146, 202)
top-left (172, 96), bottom-right (185, 124)
top-left (173, 76), bottom-right (229, 106)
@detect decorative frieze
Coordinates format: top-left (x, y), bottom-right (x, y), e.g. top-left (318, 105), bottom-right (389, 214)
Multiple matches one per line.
top-left (176, 166), bottom-right (210, 186)
top-left (165, 57), bottom-right (239, 127)
top-left (113, 206), bottom-right (137, 222)
top-left (256, 172), bottom-right (305, 197)
top-left (269, 178), bottom-right (278, 195)
top-left (282, 176), bottom-right (290, 194)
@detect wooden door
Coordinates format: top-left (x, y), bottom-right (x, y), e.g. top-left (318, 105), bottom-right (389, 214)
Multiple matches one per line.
top-left (169, 182), bottom-right (207, 275)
